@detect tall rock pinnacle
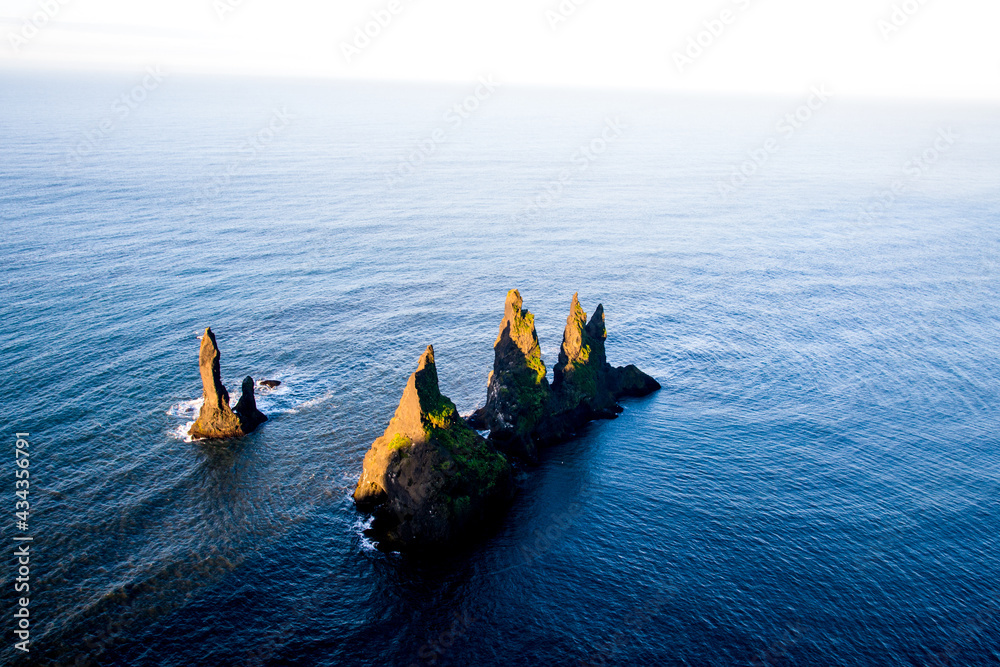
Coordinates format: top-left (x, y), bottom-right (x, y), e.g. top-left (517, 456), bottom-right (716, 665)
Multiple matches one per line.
top-left (552, 294), bottom-right (617, 414)
top-left (234, 376), bottom-right (268, 434)
top-left (470, 289), bottom-right (550, 461)
top-left (549, 293), bottom-right (661, 424)
top-left (189, 328), bottom-right (267, 440)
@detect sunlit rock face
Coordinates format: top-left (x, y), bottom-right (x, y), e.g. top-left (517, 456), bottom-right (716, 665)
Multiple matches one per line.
top-left (538, 293), bottom-right (661, 443)
top-left (472, 290), bottom-right (662, 454)
top-left (469, 289), bottom-right (551, 462)
top-left (189, 328), bottom-right (267, 440)
top-left (354, 345), bottom-right (513, 551)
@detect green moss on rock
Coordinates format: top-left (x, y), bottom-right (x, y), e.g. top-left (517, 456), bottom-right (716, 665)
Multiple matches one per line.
top-left (353, 345), bottom-right (513, 550)
top-left (473, 289), bottom-right (551, 460)
top-left (387, 433), bottom-right (412, 452)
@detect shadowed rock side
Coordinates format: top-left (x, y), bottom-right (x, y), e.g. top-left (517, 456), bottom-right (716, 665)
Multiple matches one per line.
top-left (468, 289), bottom-right (550, 462)
top-left (234, 376), bottom-right (268, 433)
top-left (354, 346), bottom-right (514, 550)
top-left (189, 328), bottom-right (267, 440)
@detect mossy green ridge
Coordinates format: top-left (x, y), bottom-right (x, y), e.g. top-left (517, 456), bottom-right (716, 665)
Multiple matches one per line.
top-left (353, 346), bottom-right (513, 550)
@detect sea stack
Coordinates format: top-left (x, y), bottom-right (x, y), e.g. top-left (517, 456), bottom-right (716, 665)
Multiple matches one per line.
top-left (472, 291), bottom-right (661, 452)
top-left (354, 345), bottom-right (513, 550)
top-left (234, 376), bottom-right (268, 433)
top-left (468, 289), bottom-right (550, 462)
top-left (540, 293), bottom-right (661, 441)
top-left (189, 328), bottom-right (267, 440)
top-left (553, 295), bottom-right (618, 416)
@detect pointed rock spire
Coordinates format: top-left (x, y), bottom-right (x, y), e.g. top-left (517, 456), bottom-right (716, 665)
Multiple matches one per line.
top-left (552, 294), bottom-right (614, 412)
top-left (556, 293), bottom-right (584, 368)
top-left (470, 289), bottom-right (550, 461)
top-left (189, 328), bottom-right (267, 440)
top-left (554, 293), bottom-right (605, 385)
top-left (548, 294), bottom-right (661, 428)
top-left (381, 345), bottom-right (456, 446)
top-left (585, 304), bottom-right (608, 367)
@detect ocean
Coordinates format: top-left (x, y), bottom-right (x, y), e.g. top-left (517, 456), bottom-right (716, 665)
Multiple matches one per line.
top-left (1, 70), bottom-right (999, 665)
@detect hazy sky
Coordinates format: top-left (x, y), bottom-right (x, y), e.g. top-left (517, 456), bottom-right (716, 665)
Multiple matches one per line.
top-left (1, 0), bottom-right (998, 100)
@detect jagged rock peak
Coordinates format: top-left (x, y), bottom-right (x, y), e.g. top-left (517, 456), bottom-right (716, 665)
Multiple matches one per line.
top-left (496, 289), bottom-right (543, 356)
top-left (469, 290), bottom-right (550, 461)
top-left (554, 294), bottom-right (607, 388)
top-left (559, 292), bottom-right (588, 365)
top-left (379, 345), bottom-right (458, 446)
top-left (410, 345), bottom-right (448, 422)
top-left (546, 294), bottom-right (661, 431)
top-left (586, 304), bottom-right (607, 354)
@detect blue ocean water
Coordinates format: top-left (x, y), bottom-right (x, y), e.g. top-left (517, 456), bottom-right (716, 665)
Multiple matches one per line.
top-left (1, 70), bottom-right (999, 666)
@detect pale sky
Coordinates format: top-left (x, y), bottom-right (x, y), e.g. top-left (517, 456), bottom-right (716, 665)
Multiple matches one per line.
top-left (1, 0), bottom-right (998, 100)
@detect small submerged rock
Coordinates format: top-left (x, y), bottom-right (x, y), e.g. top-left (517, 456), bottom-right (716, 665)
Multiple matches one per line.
top-left (353, 345), bottom-right (513, 550)
top-left (189, 328), bottom-right (267, 440)
top-left (258, 380), bottom-right (281, 389)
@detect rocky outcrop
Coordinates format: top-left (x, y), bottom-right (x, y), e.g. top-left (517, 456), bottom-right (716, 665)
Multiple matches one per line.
top-left (468, 289), bottom-right (550, 462)
top-left (534, 294), bottom-right (660, 442)
top-left (552, 296), bottom-right (618, 416)
top-left (352, 293), bottom-right (658, 548)
top-left (189, 328), bottom-right (268, 440)
top-left (354, 346), bottom-right (513, 550)
top-left (473, 291), bottom-right (661, 452)
top-left (258, 380), bottom-right (281, 389)
top-left (610, 364), bottom-right (663, 398)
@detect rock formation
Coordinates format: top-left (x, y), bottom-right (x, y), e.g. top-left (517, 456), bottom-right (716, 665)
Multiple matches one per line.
top-left (468, 289), bottom-right (550, 462)
top-left (553, 296), bottom-right (618, 416)
top-left (234, 376), bottom-right (268, 433)
top-left (354, 346), bottom-right (513, 550)
top-left (353, 293), bottom-right (659, 548)
top-left (538, 293), bottom-right (661, 442)
top-left (472, 291), bottom-right (661, 453)
top-left (189, 328), bottom-right (268, 440)
top-left (258, 380), bottom-right (281, 389)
